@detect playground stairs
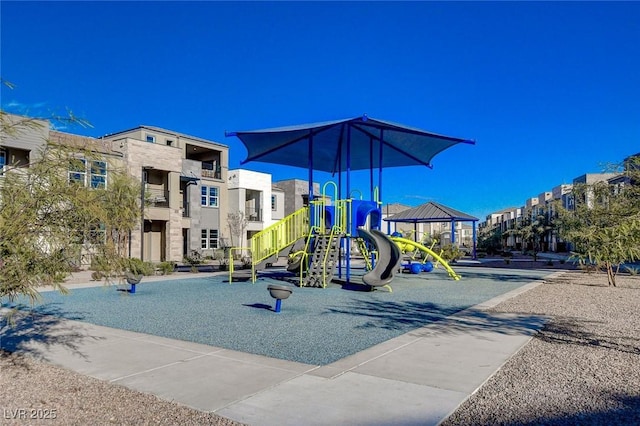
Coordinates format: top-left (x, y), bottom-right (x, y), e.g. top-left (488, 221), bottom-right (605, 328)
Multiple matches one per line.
top-left (304, 233), bottom-right (341, 288)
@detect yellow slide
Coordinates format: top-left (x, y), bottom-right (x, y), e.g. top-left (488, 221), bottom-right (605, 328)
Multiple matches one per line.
top-left (390, 237), bottom-right (461, 281)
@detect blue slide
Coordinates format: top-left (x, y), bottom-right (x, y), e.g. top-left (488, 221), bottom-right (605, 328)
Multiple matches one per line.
top-left (357, 228), bottom-right (402, 290)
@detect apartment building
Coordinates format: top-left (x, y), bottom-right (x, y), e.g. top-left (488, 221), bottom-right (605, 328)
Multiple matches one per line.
top-left (99, 126), bottom-right (229, 262)
top-left (552, 184), bottom-right (573, 210)
top-left (381, 203), bottom-right (411, 235)
top-left (274, 178), bottom-right (321, 215)
top-left (227, 169), bottom-right (282, 249)
top-left (0, 114), bottom-right (49, 173)
top-left (480, 161), bottom-right (637, 253)
top-left (271, 184), bottom-right (285, 222)
top-left (500, 207), bottom-right (523, 250)
top-left (2, 114), bottom-right (230, 264)
top-left (429, 221), bottom-right (474, 247)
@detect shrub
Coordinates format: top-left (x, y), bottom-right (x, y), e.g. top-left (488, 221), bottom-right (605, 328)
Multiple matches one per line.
top-left (184, 250), bottom-right (203, 266)
top-left (156, 261), bottom-right (175, 275)
top-left (212, 249), bottom-right (225, 261)
top-left (624, 265), bottom-right (639, 276)
top-left (124, 258), bottom-right (154, 276)
top-left (440, 244), bottom-right (463, 262)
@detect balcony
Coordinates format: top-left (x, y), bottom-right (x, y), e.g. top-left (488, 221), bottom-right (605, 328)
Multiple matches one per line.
top-left (246, 207), bottom-right (262, 222)
top-left (148, 187), bottom-right (169, 208)
top-left (201, 167), bottom-right (221, 179)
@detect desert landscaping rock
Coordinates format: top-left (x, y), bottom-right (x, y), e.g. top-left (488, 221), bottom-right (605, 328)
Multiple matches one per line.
top-left (441, 271), bottom-right (640, 426)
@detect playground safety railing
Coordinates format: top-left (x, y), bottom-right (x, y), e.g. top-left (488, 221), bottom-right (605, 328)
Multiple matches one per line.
top-left (250, 206), bottom-right (310, 268)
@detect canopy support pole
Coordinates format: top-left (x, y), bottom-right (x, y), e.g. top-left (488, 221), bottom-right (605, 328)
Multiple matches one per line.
top-left (308, 132), bottom-right (314, 227)
top-left (369, 137), bottom-right (374, 200)
top-left (346, 125), bottom-right (352, 283)
top-left (451, 219), bottom-right (456, 244)
top-left (337, 133), bottom-right (343, 278)
top-left (472, 221), bottom-right (477, 259)
top-left (386, 203), bottom-right (391, 235)
top-left (378, 130), bottom-right (384, 204)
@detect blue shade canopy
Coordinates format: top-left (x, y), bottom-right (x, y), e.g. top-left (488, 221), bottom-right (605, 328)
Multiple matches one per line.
top-left (226, 116), bottom-right (474, 174)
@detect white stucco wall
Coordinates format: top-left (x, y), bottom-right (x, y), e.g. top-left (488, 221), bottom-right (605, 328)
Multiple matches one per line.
top-left (228, 168), bottom-right (274, 228)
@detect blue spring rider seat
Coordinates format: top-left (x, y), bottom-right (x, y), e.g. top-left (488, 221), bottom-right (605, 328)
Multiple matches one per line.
top-left (409, 263), bottom-right (422, 274)
top-left (406, 261), bottom-right (434, 274)
top-left (422, 261), bottom-right (434, 272)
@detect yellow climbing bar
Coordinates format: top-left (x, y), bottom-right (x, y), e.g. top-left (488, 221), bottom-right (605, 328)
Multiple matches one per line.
top-left (228, 246), bottom-right (252, 283)
top-left (355, 237), bottom-right (373, 271)
top-left (390, 237), bottom-right (461, 281)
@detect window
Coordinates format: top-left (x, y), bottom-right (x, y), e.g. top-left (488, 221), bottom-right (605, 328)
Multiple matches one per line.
top-left (166, 139), bottom-right (174, 147)
top-left (145, 134), bottom-right (156, 143)
top-left (90, 160), bottom-right (107, 188)
top-left (201, 185), bottom-right (219, 207)
top-left (69, 158), bottom-right (107, 188)
top-left (68, 158), bottom-right (87, 185)
top-left (88, 224), bottom-right (106, 244)
top-left (0, 149), bottom-right (5, 176)
top-left (201, 229), bottom-right (219, 249)
top-left (209, 229), bottom-right (219, 249)
top-left (271, 195), bottom-right (277, 211)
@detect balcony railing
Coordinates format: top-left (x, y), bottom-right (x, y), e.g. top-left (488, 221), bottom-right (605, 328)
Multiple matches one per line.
top-left (201, 164), bottom-right (221, 179)
top-left (245, 208), bottom-right (262, 222)
top-left (148, 187), bottom-right (169, 208)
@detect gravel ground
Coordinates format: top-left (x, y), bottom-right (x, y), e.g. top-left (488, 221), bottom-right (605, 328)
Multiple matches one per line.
top-left (0, 350), bottom-right (245, 425)
top-left (2, 268), bottom-right (639, 425)
top-left (442, 270), bottom-right (640, 426)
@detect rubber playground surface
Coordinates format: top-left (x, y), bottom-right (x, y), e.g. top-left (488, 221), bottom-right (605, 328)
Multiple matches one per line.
top-left (4, 266), bottom-right (552, 366)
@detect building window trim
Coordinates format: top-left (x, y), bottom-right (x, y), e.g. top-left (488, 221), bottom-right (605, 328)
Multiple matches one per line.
top-left (0, 148), bottom-right (6, 176)
top-left (201, 229), bottom-right (219, 249)
top-left (90, 160), bottom-right (107, 189)
top-left (201, 185), bottom-right (219, 207)
top-left (68, 157), bottom-right (87, 185)
top-left (68, 157), bottom-right (108, 189)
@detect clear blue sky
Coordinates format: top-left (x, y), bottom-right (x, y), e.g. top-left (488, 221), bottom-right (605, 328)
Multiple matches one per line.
top-left (2, 1), bottom-right (639, 220)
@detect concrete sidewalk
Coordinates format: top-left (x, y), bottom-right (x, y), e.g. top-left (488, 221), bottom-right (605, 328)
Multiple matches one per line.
top-left (1, 272), bottom-right (555, 426)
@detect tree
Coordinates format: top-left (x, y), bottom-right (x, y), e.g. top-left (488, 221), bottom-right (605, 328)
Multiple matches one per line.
top-left (555, 158), bottom-right (640, 286)
top-left (0, 112), bottom-right (141, 303)
top-left (227, 211), bottom-right (247, 250)
top-left (520, 213), bottom-right (552, 261)
top-left (478, 225), bottom-right (502, 255)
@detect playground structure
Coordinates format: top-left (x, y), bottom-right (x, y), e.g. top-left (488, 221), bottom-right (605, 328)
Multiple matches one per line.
top-left (231, 182), bottom-right (401, 289)
top-left (229, 182), bottom-right (459, 290)
top-left (226, 116), bottom-right (474, 289)
top-left (390, 236), bottom-right (461, 280)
